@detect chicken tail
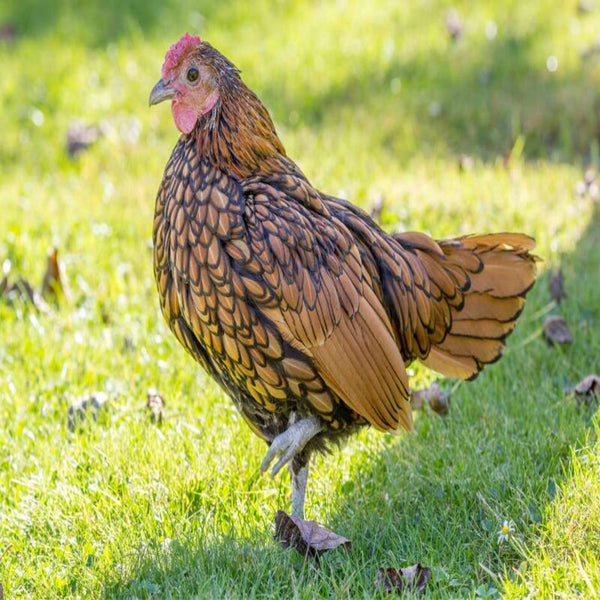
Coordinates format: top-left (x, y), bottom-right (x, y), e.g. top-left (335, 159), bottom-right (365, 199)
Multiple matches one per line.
top-left (402, 233), bottom-right (538, 380)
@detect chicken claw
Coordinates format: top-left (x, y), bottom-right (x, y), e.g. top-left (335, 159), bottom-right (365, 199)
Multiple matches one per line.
top-left (260, 415), bottom-right (323, 478)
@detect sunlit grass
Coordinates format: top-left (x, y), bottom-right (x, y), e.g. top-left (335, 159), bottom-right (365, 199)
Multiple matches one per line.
top-left (1, 0), bottom-right (600, 597)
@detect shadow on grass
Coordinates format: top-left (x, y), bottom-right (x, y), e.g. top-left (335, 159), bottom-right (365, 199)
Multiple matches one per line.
top-left (4, 1), bottom-right (600, 160)
top-left (1, 0), bottom-right (221, 46)
top-left (102, 206), bottom-right (598, 598)
top-left (264, 30), bottom-right (600, 161)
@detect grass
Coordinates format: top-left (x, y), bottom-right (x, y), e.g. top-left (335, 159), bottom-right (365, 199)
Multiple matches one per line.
top-left (1, 0), bottom-right (600, 597)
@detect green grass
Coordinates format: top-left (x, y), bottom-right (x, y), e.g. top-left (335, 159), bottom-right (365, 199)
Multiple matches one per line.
top-left (1, 0), bottom-right (600, 597)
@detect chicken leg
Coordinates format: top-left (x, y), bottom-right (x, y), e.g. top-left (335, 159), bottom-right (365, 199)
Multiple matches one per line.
top-left (289, 458), bottom-right (310, 518)
top-left (260, 414), bottom-right (322, 517)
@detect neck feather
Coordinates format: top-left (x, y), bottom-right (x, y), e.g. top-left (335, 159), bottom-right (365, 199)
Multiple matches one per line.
top-left (194, 79), bottom-right (286, 179)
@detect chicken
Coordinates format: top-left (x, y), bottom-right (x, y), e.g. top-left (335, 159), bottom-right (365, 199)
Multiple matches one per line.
top-left (149, 34), bottom-right (538, 518)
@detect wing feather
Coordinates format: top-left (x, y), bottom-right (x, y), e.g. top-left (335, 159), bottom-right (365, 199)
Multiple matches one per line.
top-left (239, 177), bottom-right (412, 431)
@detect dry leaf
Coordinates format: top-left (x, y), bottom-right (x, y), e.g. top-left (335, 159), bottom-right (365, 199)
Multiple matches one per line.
top-left (99, 303), bottom-right (111, 325)
top-left (374, 563), bottom-right (432, 596)
top-left (274, 510), bottom-right (351, 559)
top-left (67, 122), bottom-right (101, 157)
top-left (575, 167), bottom-right (600, 198)
top-left (427, 387), bottom-right (451, 416)
top-left (543, 315), bottom-right (572, 346)
top-left (1, 259), bottom-right (50, 311)
top-left (2, 276), bottom-right (50, 312)
top-left (41, 247), bottom-right (69, 302)
top-left (575, 180), bottom-right (587, 196)
top-left (574, 374), bottom-right (600, 405)
top-left (578, 1), bottom-right (595, 14)
top-left (122, 336), bottom-right (135, 352)
top-left (12, 278), bottom-right (40, 306)
top-left (147, 388), bottom-right (166, 423)
top-left (548, 269), bottom-right (567, 304)
top-left (445, 9), bottom-right (463, 40)
top-left (458, 154), bottom-right (475, 171)
top-left (409, 390), bottom-right (425, 411)
top-left (0, 22), bottom-right (16, 43)
top-left (410, 383), bottom-right (450, 416)
top-left (370, 194), bottom-right (385, 222)
top-left (580, 42), bottom-right (600, 60)
top-left (582, 40), bottom-right (600, 59)
top-left (67, 392), bottom-right (108, 431)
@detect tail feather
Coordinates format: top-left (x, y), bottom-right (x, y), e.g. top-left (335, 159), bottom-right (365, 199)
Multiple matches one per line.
top-left (421, 233), bottom-right (538, 380)
top-left (323, 197), bottom-right (537, 381)
top-left (423, 347), bottom-right (479, 380)
top-left (450, 317), bottom-right (518, 339)
top-left (451, 292), bottom-right (524, 323)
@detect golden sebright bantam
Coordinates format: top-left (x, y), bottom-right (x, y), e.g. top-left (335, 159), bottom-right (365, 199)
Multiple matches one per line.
top-left (149, 34), bottom-right (537, 518)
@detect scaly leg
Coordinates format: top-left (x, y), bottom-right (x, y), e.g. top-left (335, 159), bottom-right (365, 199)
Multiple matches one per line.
top-left (289, 457), bottom-right (310, 518)
top-left (260, 414), bottom-right (323, 478)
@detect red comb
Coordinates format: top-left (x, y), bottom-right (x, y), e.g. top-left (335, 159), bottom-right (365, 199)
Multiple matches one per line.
top-left (162, 33), bottom-right (202, 80)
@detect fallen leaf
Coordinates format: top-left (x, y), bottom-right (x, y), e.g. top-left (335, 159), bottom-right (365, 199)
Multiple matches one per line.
top-left (574, 374), bottom-right (600, 405)
top-left (122, 336), bottom-right (135, 352)
top-left (274, 510), bottom-right (351, 559)
top-left (409, 390), bottom-right (425, 411)
top-left (67, 392), bottom-right (108, 431)
top-left (582, 41), bottom-right (600, 59)
top-left (2, 276), bottom-right (50, 312)
top-left (548, 269), bottom-right (567, 304)
top-left (41, 247), bottom-right (70, 302)
top-left (147, 388), bottom-right (166, 423)
top-left (543, 315), bottom-right (572, 346)
top-left (575, 180), bottom-right (587, 196)
top-left (410, 382), bottom-right (450, 416)
top-left (584, 167), bottom-right (596, 187)
top-left (98, 301), bottom-right (111, 325)
top-left (370, 193), bottom-right (385, 222)
top-left (445, 9), bottom-right (463, 41)
top-left (458, 154), bottom-right (475, 171)
top-left (11, 277), bottom-right (38, 305)
top-left (67, 121), bottom-right (101, 157)
top-left (427, 387), bottom-right (450, 416)
top-left (0, 22), bottom-right (16, 43)
top-left (374, 563), bottom-right (432, 596)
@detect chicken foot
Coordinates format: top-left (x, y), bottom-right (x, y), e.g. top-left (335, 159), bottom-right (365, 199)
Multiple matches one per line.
top-left (260, 414), bottom-right (323, 477)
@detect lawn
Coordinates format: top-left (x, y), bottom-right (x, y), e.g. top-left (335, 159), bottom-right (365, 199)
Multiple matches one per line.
top-left (1, 0), bottom-right (600, 597)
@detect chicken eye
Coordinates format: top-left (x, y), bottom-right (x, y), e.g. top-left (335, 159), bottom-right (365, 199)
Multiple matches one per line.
top-left (186, 67), bottom-right (199, 83)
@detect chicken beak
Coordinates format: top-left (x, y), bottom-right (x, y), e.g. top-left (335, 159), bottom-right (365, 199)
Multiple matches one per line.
top-left (149, 79), bottom-right (176, 106)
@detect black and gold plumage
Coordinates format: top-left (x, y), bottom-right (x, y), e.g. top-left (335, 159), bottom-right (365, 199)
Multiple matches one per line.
top-left (150, 35), bottom-right (537, 517)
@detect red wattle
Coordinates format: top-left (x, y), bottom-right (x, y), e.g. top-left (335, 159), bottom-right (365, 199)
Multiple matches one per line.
top-left (171, 101), bottom-right (198, 134)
